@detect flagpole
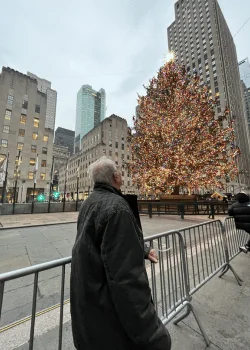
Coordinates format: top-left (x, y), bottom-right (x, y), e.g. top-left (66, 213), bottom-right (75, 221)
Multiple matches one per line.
top-left (2, 152), bottom-right (9, 204)
top-left (31, 154), bottom-right (38, 214)
top-left (76, 167), bottom-right (79, 212)
top-left (48, 156), bottom-right (55, 213)
top-left (12, 150), bottom-right (21, 215)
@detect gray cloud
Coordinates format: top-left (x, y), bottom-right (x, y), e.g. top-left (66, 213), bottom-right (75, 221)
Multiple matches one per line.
top-left (0, 0), bottom-right (249, 131)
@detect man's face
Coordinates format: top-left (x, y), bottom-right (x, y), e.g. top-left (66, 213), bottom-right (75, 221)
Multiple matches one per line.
top-left (113, 170), bottom-right (122, 189)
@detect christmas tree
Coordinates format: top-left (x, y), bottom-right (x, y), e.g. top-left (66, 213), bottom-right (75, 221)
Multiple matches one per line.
top-left (129, 58), bottom-right (240, 195)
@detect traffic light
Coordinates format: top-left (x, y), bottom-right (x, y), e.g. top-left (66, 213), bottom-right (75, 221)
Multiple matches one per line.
top-left (37, 194), bottom-right (45, 202)
top-left (53, 191), bottom-right (60, 200)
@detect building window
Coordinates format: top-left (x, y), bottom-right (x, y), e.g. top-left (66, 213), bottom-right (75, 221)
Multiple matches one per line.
top-left (28, 172), bottom-right (34, 180)
top-left (17, 142), bottom-right (23, 150)
top-left (32, 132), bottom-right (38, 140)
top-left (35, 105), bottom-right (40, 113)
top-left (34, 118), bottom-right (39, 128)
top-left (22, 100), bottom-right (28, 109)
top-left (127, 155), bottom-right (130, 160)
top-left (5, 109), bottom-right (12, 120)
top-left (115, 142), bottom-right (118, 148)
top-left (7, 95), bottom-right (14, 105)
top-left (31, 145), bottom-right (37, 153)
top-left (19, 129), bottom-right (25, 137)
top-left (109, 151), bottom-right (112, 156)
top-left (30, 158), bottom-right (35, 166)
top-left (3, 125), bottom-right (9, 133)
top-left (20, 114), bottom-right (27, 124)
top-left (1, 139), bottom-right (8, 148)
top-left (43, 135), bottom-right (48, 142)
top-left (41, 160), bottom-right (46, 167)
top-left (42, 147), bottom-right (47, 155)
top-left (40, 173), bottom-right (46, 180)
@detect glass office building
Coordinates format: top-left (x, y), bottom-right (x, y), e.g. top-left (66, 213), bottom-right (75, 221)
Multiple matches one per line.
top-left (75, 85), bottom-right (106, 152)
top-left (239, 58), bottom-right (250, 88)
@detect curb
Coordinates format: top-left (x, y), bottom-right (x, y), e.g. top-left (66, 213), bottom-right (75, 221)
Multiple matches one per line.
top-left (0, 221), bottom-right (77, 230)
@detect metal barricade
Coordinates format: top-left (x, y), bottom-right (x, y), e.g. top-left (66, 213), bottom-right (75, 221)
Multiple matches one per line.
top-left (0, 257), bottom-right (71, 350)
top-left (0, 219), bottom-right (247, 348)
top-left (144, 230), bottom-right (210, 346)
top-left (223, 217), bottom-right (250, 260)
top-left (178, 220), bottom-right (243, 291)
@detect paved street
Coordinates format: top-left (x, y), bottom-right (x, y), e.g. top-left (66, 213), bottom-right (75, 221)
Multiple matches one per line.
top-left (0, 214), bottom-right (220, 328)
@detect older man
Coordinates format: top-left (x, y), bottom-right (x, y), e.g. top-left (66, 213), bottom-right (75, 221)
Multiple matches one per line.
top-left (70, 157), bottom-right (171, 350)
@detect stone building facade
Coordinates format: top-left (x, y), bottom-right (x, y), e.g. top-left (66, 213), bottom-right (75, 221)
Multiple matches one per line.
top-left (0, 67), bottom-right (54, 202)
top-left (59, 114), bottom-right (137, 199)
top-left (167, 0), bottom-right (250, 189)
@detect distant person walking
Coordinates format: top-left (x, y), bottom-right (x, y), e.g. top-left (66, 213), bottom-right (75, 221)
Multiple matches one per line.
top-left (228, 192), bottom-right (250, 253)
top-left (70, 157), bottom-right (171, 350)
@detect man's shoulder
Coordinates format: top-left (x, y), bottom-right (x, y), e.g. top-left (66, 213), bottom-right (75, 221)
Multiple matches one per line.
top-left (230, 201), bottom-right (250, 211)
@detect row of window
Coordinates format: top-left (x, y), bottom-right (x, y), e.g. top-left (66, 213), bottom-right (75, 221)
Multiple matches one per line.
top-left (2, 129), bottom-right (48, 145)
top-left (68, 147), bottom-right (130, 169)
top-left (12, 170), bottom-right (46, 181)
top-left (65, 180), bottom-right (131, 190)
top-left (175, 0), bottom-right (208, 11)
top-left (29, 158), bottom-right (47, 167)
top-left (5, 110), bottom-right (40, 127)
top-left (1, 138), bottom-right (49, 152)
top-left (67, 152), bottom-right (130, 176)
top-left (7, 95), bottom-right (40, 113)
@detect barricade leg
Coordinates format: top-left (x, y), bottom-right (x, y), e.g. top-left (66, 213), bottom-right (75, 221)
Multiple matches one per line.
top-left (173, 303), bottom-right (210, 347)
top-left (219, 222), bottom-right (243, 286)
top-left (218, 264), bottom-right (243, 285)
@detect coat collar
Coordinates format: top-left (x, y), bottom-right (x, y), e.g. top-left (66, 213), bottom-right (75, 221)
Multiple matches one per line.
top-left (94, 182), bottom-right (123, 197)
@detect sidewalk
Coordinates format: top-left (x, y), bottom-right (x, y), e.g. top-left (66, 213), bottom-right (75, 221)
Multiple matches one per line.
top-left (1, 253), bottom-right (249, 350)
top-left (0, 212), bottom-right (78, 228)
top-left (0, 211), bottom-right (226, 228)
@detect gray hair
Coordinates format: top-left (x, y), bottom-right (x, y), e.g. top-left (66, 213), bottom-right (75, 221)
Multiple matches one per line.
top-left (89, 157), bottom-right (118, 184)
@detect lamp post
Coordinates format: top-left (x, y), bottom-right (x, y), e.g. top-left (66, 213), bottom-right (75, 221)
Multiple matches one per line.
top-left (48, 156), bottom-right (55, 213)
top-left (63, 162), bottom-right (68, 212)
top-left (76, 168), bottom-right (79, 211)
top-left (12, 150), bottom-right (21, 215)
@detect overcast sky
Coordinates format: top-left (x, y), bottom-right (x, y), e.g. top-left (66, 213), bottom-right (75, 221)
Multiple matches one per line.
top-left (0, 0), bottom-right (249, 130)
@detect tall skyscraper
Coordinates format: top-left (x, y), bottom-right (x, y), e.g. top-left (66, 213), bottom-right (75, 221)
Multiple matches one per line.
top-left (75, 85), bottom-right (106, 152)
top-left (167, 0), bottom-right (250, 188)
top-left (27, 72), bottom-right (57, 130)
top-left (55, 127), bottom-right (75, 155)
top-left (239, 58), bottom-right (250, 88)
top-left (242, 83), bottom-right (250, 130)
top-left (0, 67), bottom-right (54, 202)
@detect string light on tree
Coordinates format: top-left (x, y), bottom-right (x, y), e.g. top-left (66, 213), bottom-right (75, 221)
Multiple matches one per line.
top-left (128, 58), bottom-right (240, 194)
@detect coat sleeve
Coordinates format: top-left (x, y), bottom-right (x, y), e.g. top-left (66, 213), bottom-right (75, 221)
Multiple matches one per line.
top-left (101, 209), bottom-right (171, 349)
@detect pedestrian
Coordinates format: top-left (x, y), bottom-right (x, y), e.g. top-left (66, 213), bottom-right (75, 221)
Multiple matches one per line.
top-left (70, 157), bottom-right (171, 350)
top-left (228, 192), bottom-right (250, 253)
top-left (206, 197), bottom-right (214, 219)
